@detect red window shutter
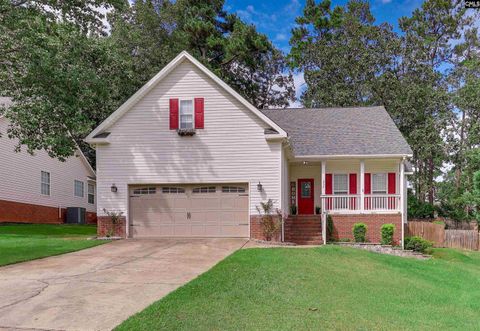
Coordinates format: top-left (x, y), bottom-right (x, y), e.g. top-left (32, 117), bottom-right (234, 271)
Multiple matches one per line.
top-left (325, 174), bottom-right (333, 195)
top-left (349, 174), bottom-right (357, 194)
top-left (194, 98), bottom-right (204, 129)
top-left (388, 173), bottom-right (396, 194)
top-left (364, 173), bottom-right (371, 194)
top-left (169, 99), bottom-right (179, 130)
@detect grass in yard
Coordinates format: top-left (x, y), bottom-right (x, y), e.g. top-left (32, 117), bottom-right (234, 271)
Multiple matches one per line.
top-left (116, 246), bottom-right (480, 331)
top-left (0, 224), bottom-right (107, 266)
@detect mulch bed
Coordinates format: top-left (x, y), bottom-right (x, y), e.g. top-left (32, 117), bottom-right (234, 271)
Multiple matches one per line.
top-left (332, 242), bottom-right (431, 259)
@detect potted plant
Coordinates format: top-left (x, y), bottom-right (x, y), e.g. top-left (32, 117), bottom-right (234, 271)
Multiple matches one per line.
top-left (290, 205), bottom-right (297, 215)
top-left (315, 206), bottom-right (321, 214)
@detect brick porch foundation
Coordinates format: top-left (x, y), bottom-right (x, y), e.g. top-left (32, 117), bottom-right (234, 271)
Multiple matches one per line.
top-left (97, 216), bottom-right (127, 238)
top-left (0, 199), bottom-right (97, 224)
top-left (250, 215), bottom-right (282, 241)
top-left (329, 213), bottom-right (402, 244)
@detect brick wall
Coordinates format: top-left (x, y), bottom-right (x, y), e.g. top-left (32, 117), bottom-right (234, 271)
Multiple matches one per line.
top-left (97, 216), bottom-right (126, 238)
top-left (250, 215), bottom-right (282, 241)
top-left (0, 199), bottom-right (97, 224)
top-left (330, 213), bottom-right (402, 244)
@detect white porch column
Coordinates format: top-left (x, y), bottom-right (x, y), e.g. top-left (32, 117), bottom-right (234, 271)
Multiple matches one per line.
top-left (321, 160), bottom-right (327, 245)
top-left (360, 160), bottom-right (365, 212)
top-left (399, 158), bottom-right (405, 248)
top-left (321, 160), bottom-right (326, 211)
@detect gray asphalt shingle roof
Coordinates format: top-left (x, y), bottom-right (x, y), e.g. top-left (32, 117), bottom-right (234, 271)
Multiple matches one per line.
top-left (262, 106), bottom-right (412, 157)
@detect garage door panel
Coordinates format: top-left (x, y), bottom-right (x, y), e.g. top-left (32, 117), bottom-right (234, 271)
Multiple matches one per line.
top-left (222, 225), bottom-right (249, 236)
top-left (204, 225), bottom-right (222, 236)
top-left (236, 197), bottom-right (249, 209)
top-left (190, 196), bottom-right (219, 209)
top-left (173, 224), bottom-right (191, 236)
top-left (130, 184), bottom-right (249, 238)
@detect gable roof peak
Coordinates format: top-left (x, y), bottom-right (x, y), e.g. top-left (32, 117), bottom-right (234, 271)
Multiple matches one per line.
top-left (85, 51), bottom-right (286, 143)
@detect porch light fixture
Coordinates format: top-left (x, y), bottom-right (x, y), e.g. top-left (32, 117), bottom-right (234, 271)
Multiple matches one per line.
top-left (111, 184), bottom-right (118, 193)
top-left (257, 182), bottom-right (263, 192)
top-left (303, 161), bottom-right (309, 165)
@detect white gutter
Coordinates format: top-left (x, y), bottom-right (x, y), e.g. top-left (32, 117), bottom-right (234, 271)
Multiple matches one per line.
top-left (294, 154), bottom-right (413, 160)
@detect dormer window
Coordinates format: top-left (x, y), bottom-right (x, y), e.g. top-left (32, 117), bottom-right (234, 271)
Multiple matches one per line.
top-left (179, 100), bottom-right (194, 129)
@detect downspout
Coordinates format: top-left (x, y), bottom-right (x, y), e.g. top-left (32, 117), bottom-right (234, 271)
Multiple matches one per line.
top-left (400, 157), bottom-right (406, 250)
top-left (322, 211), bottom-right (327, 245)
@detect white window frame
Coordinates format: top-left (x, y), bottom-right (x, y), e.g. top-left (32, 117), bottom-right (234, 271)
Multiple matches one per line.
top-left (372, 173), bottom-right (387, 194)
top-left (133, 187), bottom-right (156, 195)
top-left (333, 173), bottom-right (349, 195)
top-left (222, 186), bottom-right (246, 193)
top-left (41, 171), bottom-right (50, 196)
top-left (88, 183), bottom-right (95, 204)
top-left (74, 180), bottom-right (84, 198)
top-left (192, 186), bottom-right (216, 193)
top-left (162, 187), bottom-right (186, 194)
top-left (179, 99), bottom-right (194, 129)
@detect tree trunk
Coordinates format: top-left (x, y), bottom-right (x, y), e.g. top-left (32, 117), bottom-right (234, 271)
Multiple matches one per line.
top-left (428, 157), bottom-right (434, 204)
top-left (455, 110), bottom-right (466, 190)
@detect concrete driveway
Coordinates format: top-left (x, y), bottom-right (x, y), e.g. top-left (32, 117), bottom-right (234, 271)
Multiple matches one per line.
top-left (0, 238), bottom-right (247, 331)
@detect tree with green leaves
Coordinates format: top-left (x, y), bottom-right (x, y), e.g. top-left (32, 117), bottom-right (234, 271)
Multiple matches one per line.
top-left (2, 0), bottom-right (294, 161)
top-left (448, 28), bottom-right (480, 190)
top-left (289, 0), bottom-right (398, 107)
top-left (111, 0), bottom-right (295, 109)
top-left (0, 0), bottom-right (128, 161)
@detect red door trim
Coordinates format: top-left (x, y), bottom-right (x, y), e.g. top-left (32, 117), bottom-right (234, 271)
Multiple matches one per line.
top-left (297, 178), bottom-right (314, 215)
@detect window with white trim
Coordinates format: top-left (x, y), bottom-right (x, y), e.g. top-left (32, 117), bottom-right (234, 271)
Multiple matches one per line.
top-left (133, 187), bottom-right (156, 195)
top-left (193, 186), bottom-right (216, 193)
top-left (162, 187), bottom-right (185, 194)
top-left (88, 183), bottom-right (95, 204)
top-left (222, 186), bottom-right (246, 193)
top-left (179, 100), bottom-right (194, 129)
top-left (333, 174), bottom-right (348, 195)
top-left (372, 173), bottom-right (387, 194)
top-left (74, 180), bottom-right (84, 198)
top-left (41, 171), bottom-right (50, 196)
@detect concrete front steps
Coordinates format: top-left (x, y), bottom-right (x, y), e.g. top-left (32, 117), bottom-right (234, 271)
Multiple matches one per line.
top-left (284, 215), bottom-right (323, 245)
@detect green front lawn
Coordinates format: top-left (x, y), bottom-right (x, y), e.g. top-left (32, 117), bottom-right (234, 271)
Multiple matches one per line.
top-left (0, 224), bottom-right (107, 266)
top-left (117, 246), bottom-right (480, 330)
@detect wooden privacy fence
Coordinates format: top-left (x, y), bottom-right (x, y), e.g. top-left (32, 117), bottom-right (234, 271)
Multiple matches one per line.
top-left (407, 221), bottom-right (480, 250)
top-left (445, 230), bottom-right (479, 251)
top-left (407, 221), bottom-right (445, 247)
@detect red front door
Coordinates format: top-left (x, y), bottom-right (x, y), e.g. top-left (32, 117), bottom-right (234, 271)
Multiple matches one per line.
top-left (298, 178), bottom-right (314, 215)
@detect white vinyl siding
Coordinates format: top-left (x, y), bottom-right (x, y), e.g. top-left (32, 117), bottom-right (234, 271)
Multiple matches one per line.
top-left (74, 180), bottom-right (84, 198)
top-left (88, 183), bottom-right (95, 204)
top-left (179, 99), bottom-right (194, 129)
top-left (333, 174), bottom-right (348, 195)
top-left (96, 60), bottom-right (282, 218)
top-left (0, 117), bottom-right (96, 212)
top-left (41, 171), bottom-right (50, 196)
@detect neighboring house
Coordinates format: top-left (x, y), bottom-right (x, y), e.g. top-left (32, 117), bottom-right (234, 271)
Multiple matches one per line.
top-left (86, 51), bottom-right (413, 244)
top-left (0, 97), bottom-right (97, 224)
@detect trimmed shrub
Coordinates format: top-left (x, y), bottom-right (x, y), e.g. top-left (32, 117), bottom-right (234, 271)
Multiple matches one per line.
top-left (381, 223), bottom-right (395, 245)
top-left (407, 193), bottom-right (435, 219)
top-left (404, 236), bottom-right (433, 253)
top-left (353, 223), bottom-right (367, 242)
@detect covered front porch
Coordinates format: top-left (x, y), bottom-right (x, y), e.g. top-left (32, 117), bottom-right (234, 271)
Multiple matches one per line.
top-left (287, 158), bottom-right (407, 216)
top-left (282, 157), bottom-right (407, 245)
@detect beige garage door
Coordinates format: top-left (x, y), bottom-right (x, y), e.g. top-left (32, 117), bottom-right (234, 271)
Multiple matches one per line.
top-left (129, 184), bottom-right (249, 238)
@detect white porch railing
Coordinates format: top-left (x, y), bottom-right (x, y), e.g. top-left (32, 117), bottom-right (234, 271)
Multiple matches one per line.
top-left (321, 194), bottom-right (400, 212)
